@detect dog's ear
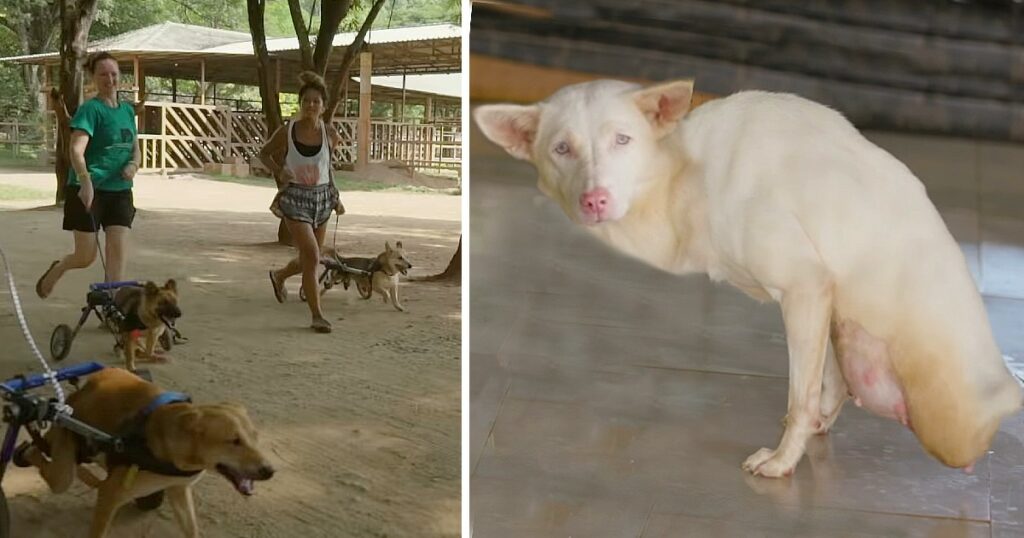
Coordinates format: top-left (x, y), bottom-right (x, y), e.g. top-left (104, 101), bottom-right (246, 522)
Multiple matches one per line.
top-left (214, 401), bottom-right (249, 418)
top-left (631, 80), bottom-right (694, 137)
top-left (164, 278), bottom-right (177, 292)
top-left (473, 104), bottom-right (540, 161)
top-left (144, 281), bottom-right (160, 296)
top-left (178, 408), bottom-right (204, 437)
top-left (395, 241), bottom-right (403, 249)
top-left (385, 241), bottom-right (392, 253)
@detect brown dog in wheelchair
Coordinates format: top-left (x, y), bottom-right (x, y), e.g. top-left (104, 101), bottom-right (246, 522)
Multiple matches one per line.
top-left (113, 280), bottom-right (181, 372)
top-left (19, 367), bottom-right (274, 538)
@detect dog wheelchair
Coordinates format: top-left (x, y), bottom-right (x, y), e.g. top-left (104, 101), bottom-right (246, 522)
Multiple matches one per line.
top-left (0, 362), bottom-right (166, 538)
top-left (49, 281), bottom-right (185, 363)
top-left (298, 256), bottom-right (375, 302)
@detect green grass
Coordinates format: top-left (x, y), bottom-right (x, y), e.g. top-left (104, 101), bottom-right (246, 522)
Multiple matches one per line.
top-left (203, 172), bottom-right (459, 194)
top-left (0, 148), bottom-right (47, 170)
top-left (0, 183), bottom-right (50, 201)
top-left (206, 173), bottom-right (276, 188)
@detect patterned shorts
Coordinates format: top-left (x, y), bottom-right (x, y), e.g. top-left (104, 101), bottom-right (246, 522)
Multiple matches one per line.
top-left (271, 183), bottom-right (339, 228)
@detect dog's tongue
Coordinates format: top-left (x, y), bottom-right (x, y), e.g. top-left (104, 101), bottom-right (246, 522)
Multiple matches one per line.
top-left (238, 478), bottom-right (254, 496)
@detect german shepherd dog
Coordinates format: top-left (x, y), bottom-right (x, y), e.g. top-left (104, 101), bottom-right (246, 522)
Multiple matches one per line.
top-left (113, 280), bottom-right (181, 371)
top-left (319, 242), bottom-right (413, 311)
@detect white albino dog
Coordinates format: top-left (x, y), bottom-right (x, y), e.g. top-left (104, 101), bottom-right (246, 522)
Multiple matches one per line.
top-left (474, 79), bottom-right (1022, 478)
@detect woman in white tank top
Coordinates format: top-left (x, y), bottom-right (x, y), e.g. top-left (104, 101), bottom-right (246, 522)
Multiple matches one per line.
top-left (260, 71), bottom-right (343, 333)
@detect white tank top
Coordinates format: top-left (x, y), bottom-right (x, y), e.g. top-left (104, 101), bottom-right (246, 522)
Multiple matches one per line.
top-left (285, 119), bottom-right (331, 186)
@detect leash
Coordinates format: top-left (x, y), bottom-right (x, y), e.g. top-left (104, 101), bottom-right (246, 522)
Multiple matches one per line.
top-left (332, 211), bottom-right (339, 252)
top-left (87, 207), bottom-right (110, 286)
top-left (0, 244), bottom-right (69, 411)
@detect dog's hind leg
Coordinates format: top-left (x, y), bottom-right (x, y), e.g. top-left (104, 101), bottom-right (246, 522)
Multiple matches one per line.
top-left (23, 427), bottom-right (76, 493)
top-left (743, 282), bottom-right (832, 478)
top-left (166, 485), bottom-right (200, 538)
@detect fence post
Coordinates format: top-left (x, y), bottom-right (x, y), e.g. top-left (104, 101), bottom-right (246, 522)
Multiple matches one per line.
top-left (225, 107), bottom-right (233, 163)
top-left (13, 122), bottom-right (19, 157)
top-left (160, 105), bottom-right (167, 174)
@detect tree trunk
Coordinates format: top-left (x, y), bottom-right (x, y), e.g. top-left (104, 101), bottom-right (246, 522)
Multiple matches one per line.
top-left (313, 0), bottom-right (352, 73)
top-left (248, 0), bottom-right (290, 244)
top-left (325, 0), bottom-right (388, 121)
top-left (247, 0), bottom-right (282, 135)
top-left (287, 0), bottom-right (315, 71)
top-left (54, 0), bottom-right (99, 205)
top-left (411, 236), bottom-right (461, 282)
top-left (3, 1), bottom-right (58, 117)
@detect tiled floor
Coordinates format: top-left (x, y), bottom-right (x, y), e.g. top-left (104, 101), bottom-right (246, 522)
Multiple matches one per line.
top-left (469, 122), bottom-right (1024, 537)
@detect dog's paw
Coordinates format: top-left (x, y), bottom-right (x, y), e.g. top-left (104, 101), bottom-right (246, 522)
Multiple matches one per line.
top-left (742, 448), bottom-right (794, 478)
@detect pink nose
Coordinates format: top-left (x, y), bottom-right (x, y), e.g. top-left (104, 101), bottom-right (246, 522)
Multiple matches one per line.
top-left (579, 187), bottom-right (611, 217)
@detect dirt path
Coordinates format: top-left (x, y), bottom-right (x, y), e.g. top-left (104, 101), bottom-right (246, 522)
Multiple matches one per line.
top-left (0, 171), bottom-right (461, 537)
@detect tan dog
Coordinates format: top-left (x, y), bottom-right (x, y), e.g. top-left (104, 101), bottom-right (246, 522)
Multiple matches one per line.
top-left (21, 367), bottom-right (274, 538)
top-left (113, 280), bottom-right (181, 371)
top-left (313, 242), bottom-right (413, 311)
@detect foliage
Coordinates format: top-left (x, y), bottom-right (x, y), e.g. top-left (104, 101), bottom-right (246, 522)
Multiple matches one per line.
top-left (344, 0), bottom-right (460, 30)
top-left (0, 0), bottom-right (460, 120)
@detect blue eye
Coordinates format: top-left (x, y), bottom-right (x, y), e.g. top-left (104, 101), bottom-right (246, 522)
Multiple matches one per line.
top-left (554, 141), bottom-right (570, 155)
top-left (616, 134), bottom-right (631, 145)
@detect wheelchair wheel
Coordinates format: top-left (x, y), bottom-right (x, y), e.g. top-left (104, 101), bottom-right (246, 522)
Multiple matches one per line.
top-left (134, 490), bottom-right (164, 511)
top-left (159, 330), bottom-right (173, 352)
top-left (0, 484), bottom-right (10, 538)
top-left (50, 324), bottom-right (74, 362)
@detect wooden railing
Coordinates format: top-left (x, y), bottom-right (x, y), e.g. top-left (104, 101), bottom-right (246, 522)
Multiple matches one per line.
top-left (0, 120), bottom-right (53, 157)
top-left (3, 103), bottom-right (462, 174)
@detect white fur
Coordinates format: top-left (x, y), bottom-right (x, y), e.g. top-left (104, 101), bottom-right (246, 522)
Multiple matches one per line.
top-left (474, 80), bottom-right (1023, 477)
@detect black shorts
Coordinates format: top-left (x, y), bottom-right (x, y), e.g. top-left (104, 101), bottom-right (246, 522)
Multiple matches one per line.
top-left (62, 186), bottom-right (136, 232)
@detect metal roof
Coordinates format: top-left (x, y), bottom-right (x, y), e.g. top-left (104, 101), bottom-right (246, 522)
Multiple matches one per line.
top-left (0, 22), bottom-right (462, 81)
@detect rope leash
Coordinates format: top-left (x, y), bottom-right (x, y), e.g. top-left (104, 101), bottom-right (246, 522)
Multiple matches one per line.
top-left (0, 245), bottom-right (69, 411)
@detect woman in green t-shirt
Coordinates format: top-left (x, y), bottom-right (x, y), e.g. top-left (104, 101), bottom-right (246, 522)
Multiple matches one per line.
top-left (36, 52), bottom-right (141, 298)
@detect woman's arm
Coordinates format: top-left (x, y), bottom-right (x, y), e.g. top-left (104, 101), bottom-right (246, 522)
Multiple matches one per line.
top-left (328, 127), bottom-right (341, 150)
top-left (69, 129), bottom-right (93, 207)
top-left (122, 139), bottom-right (141, 180)
top-left (259, 124), bottom-right (291, 186)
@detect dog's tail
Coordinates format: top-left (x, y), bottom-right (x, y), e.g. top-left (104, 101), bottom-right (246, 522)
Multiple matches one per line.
top-left (892, 322), bottom-right (1022, 468)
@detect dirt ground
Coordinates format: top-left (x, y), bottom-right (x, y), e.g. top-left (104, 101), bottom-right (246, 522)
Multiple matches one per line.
top-left (0, 169), bottom-right (462, 537)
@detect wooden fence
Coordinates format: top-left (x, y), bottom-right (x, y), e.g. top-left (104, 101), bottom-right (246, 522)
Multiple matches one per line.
top-left (1, 101), bottom-right (462, 174)
top-left (140, 102), bottom-right (461, 174)
top-left (0, 120), bottom-right (52, 158)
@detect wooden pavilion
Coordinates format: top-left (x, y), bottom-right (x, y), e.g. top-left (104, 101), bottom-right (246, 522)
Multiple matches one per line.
top-left (0, 22), bottom-right (462, 174)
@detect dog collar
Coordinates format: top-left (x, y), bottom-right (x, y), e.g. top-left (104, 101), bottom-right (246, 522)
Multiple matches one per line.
top-left (139, 392), bottom-right (191, 418)
top-left (105, 391), bottom-right (201, 478)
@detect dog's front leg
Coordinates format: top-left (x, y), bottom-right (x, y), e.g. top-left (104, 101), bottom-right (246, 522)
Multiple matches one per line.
top-left (816, 345), bottom-right (848, 434)
top-left (123, 332), bottom-right (137, 371)
top-left (743, 284), bottom-right (832, 477)
top-left (89, 467), bottom-right (132, 538)
top-left (167, 485), bottom-right (200, 538)
top-left (388, 285), bottom-right (405, 312)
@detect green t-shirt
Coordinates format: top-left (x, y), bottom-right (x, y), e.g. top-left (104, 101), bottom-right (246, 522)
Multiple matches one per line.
top-left (67, 97), bottom-right (137, 192)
